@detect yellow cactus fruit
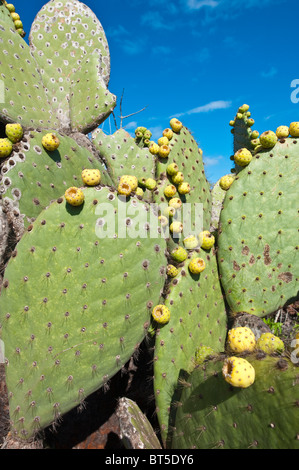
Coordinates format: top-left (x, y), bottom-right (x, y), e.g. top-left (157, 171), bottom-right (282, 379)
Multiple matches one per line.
top-left (256, 332), bottom-right (285, 354)
top-left (170, 221), bottom-right (183, 234)
top-left (81, 169), bottom-right (101, 186)
top-left (183, 235), bottom-right (199, 250)
top-left (145, 178), bottom-right (157, 190)
top-left (118, 181), bottom-right (132, 196)
top-left (162, 128), bottom-right (174, 140)
top-left (158, 145), bottom-right (171, 158)
top-left (5, 123), bottom-right (23, 143)
top-left (188, 257), bottom-right (206, 274)
top-left (152, 304), bottom-right (170, 324)
top-left (198, 230), bottom-right (215, 250)
top-left (64, 187), bottom-right (85, 206)
top-left (234, 148), bottom-right (252, 166)
top-left (0, 138), bottom-right (13, 158)
top-left (167, 264), bottom-right (179, 278)
top-left (227, 327), bottom-right (256, 353)
top-left (170, 118), bottom-right (183, 133)
top-left (259, 130), bottom-right (278, 148)
top-left (41, 133), bottom-right (60, 151)
top-left (289, 122), bottom-right (299, 137)
top-left (158, 136), bottom-right (169, 146)
top-left (149, 142), bottom-right (160, 155)
top-left (164, 184), bottom-right (177, 198)
top-left (275, 125), bottom-right (289, 139)
top-left (163, 206), bottom-right (176, 218)
top-left (172, 171), bottom-right (184, 185)
top-left (168, 197), bottom-right (182, 209)
top-left (219, 174), bottom-right (235, 191)
top-left (135, 187), bottom-right (144, 197)
top-left (177, 182), bottom-right (191, 195)
top-left (158, 215), bottom-right (169, 227)
top-left (166, 163), bottom-right (179, 176)
top-left (119, 175), bottom-right (138, 191)
top-left (222, 356), bottom-right (255, 388)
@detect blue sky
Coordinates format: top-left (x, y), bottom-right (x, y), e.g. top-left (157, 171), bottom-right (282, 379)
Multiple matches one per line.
top-left (14, 0), bottom-right (299, 183)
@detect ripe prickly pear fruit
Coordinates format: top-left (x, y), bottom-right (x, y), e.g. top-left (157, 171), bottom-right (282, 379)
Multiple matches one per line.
top-left (135, 187), bottom-right (144, 197)
top-left (81, 169), bottom-right (101, 186)
top-left (152, 305), bottom-right (170, 324)
top-left (145, 178), bottom-right (157, 190)
top-left (172, 172), bottom-right (184, 185)
top-left (250, 130), bottom-right (260, 139)
top-left (158, 136), bottom-right (169, 146)
top-left (149, 142), bottom-right (160, 155)
top-left (238, 104), bottom-right (250, 113)
top-left (158, 145), bottom-right (171, 158)
top-left (163, 206), bottom-right (176, 218)
top-left (0, 138), bottom-right (13, 158)
top-left (119, 175), bottom-right (138, 191)
top-left (64, 187), bottom-right (85, 206)
top-left (5, 123), bottom-right (23, 143)
top-left (166, 163), bottom-right (179, 176)
top-left (163, 128), bottom-right (173, 140)
top-left (234, 148), bottom-right (252, 166)
top-left (259, 130), bottom-right (278, 148)
top-left (13, 19), bottom-right (23, 29)
top-left (167, 264), bottom-right (179, 277)
top-left (194, 345), bottom-right (215, 365)
top-left (41, 133), bottom-right (60, 151)
top-left (198, 230), bottom-right (215, 250)
top-left (171, 246), bottom-right (188, 262)
top-left (289, 122), bottom-right (299, 137)
top-left (227, 327), bottom-right (256, 353)
top-left (170, 221), bottom-right (183, 234)
top-left (10, 11), bottom-right (19, 20)
top-left (135, 126), bottom-right (147, 135)
top-left (158, 215), bottom-right (168, 227)
top-left (144, 129), bottom-right (152, 140)
top-left (118, 181), bottom-right (132, 196)
top-left (177, 182), bottom-right (191, 195)
top-left (276, 125), bottom-right (289, 139)
top-left (222, 356), bottom-right (255, 388)
top-left (170, 118), bottom-right (183, 133)
top-left (164, 184), bottom-right (177, 198)
top-left (183, 235), bottom-right (199, 250)
top-left (6, 4), bottom-right (15, 13)
top-left (168, 197), bottom-right (182, 209)
top-left (188, 257), bottom-right (206, 274)
top-left (256, 332), bottom-right (285, 354)
top-left (219, 174), bottom-right (235, 190)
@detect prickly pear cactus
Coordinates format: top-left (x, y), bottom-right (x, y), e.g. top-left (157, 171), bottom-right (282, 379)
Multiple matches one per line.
top-left (153, 248), bottom-right (227, 445)
top-left (217, 137), bottom-right (299, 318)
top-left (0, 130), bottom-right (112, 235)
top-left (170, 353), bottom-right (299, 449)
top-left (0, 186), bottom-right (167, 440)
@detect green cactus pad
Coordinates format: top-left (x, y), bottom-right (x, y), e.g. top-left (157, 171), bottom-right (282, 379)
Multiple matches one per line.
top-left (154, 125), bottom-right (211, 231)
top-left (170, 354), bottom-right (299, 449)
top-left (153, 249), bottom-right (227, 444)
top-left (29, 0), bottom-right (116, 133)
top-left (0, 186), bottom-right (167, 440)
top-left (0, 1), bottom-right (15, 26)
top-left (91, 128), bottom-right (156, 187)
top-left (0, 20), bottom-right (59, 129)
top-left (0, 130), bottom-right (112, 231)
top-left (217, 138), bottom-right (299, 317)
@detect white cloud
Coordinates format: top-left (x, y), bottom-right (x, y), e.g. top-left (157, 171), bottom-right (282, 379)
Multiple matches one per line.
top-left (261, 66), bottom-right (277, 78)
top-left (123, 121), bottom-right (138, 130)
top-left (203, 155), bottom-right (223, 166)
top-left (187, 0), bottom-right (219, 9)
top-left (174, 100), bottom-right (232, 118)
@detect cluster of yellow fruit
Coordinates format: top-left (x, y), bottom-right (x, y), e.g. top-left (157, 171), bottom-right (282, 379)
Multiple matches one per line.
top-left (4, 2), bottom-right (25, 37)
top-left (222, 326), bottom-right (285, 389)
top-left (64, 169), bottom-right (101, 206)
top-left (148, 118), bottom-right (183, 159)
top-left (0, 122), bottom-right (23, 158)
